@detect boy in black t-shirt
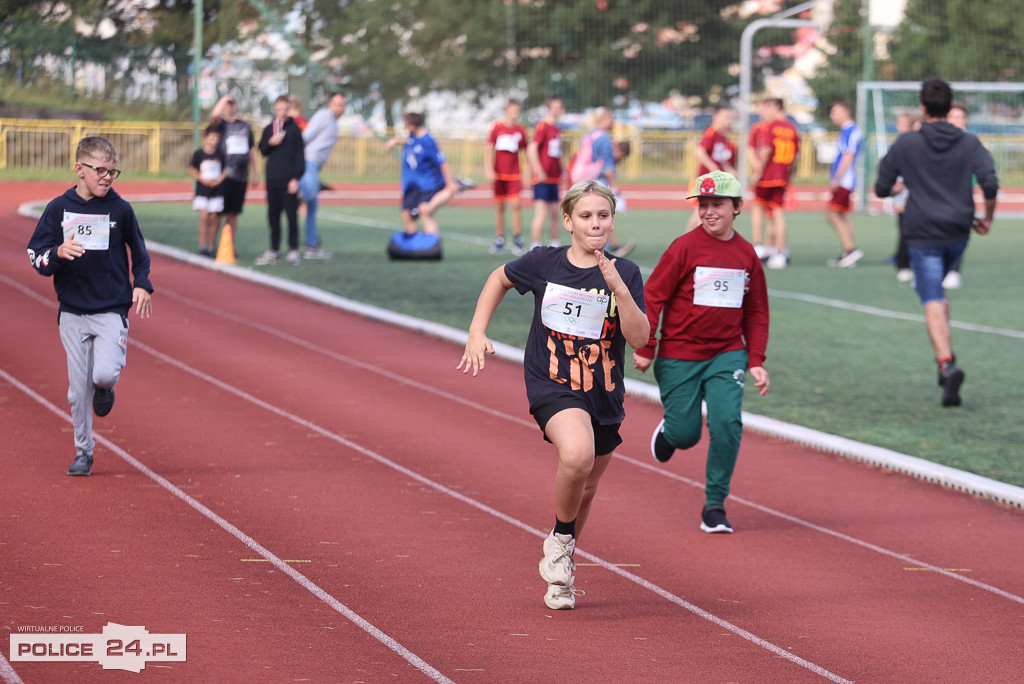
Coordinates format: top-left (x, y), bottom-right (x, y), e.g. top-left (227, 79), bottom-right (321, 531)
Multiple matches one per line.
top-left (459, 180), bottom-right (648, 610)
top-left (188, 127), bottom-right (227, 257)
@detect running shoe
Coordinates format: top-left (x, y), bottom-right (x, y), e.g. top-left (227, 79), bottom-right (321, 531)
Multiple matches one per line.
top-left (539, 531), bottom-right (576, 586)
top-left (939, 362), bottom-right (965, 407)
top-left (753, 244), bottom-right (770, 261)
top-left (544, 577), bottom-right (584, 610)
top-left (67, 453), bottom-right (93, 477)
top-left (489, 237), bottom-right (506, 255)
top-left (303, 247), bottom-right (333, 260)
top-left (942, 270), bottom-right (963, 289)
top-left (512, 235), bottom-right (526, 256)
top-left (826, 248), bottom-right (864, 268)
top-left (455, 176), bottom-right (477, 193)
top-left (766, 252), bottom-right (788, 270)
top-left (254, 249), bottom-right (280, 266)
top-left (700, 505), bottom-right (734, 534)
top-left (285, 249), bottom-right (301, 265)
top-left (896, 268), bottom-right (914, 283)
top-left (650, 418), bottom-right (675, 463)
top-left (92, 386), bottom-right (115, 417)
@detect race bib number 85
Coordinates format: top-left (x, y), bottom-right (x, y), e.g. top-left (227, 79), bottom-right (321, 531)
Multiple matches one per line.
top-left (62, 211), bottom-right (111, 251)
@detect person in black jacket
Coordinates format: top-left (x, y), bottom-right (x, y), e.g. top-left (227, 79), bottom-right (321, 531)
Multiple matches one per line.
top-left (27, 136), bottom-right (154, 476)
top-left (256, 95), bottom-right (305, 265)
top-left (875, 78), bottom-right (998, 407)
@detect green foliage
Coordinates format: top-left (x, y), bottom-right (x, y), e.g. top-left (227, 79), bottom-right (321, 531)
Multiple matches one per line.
top-left (888, 0), bottom-right (1024, 81)
top-left (807, 0), bottom-right (864, 118)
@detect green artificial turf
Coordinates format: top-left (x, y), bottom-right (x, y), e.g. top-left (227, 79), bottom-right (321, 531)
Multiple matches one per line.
top-left (133, 200), bottom-right (1024, 486)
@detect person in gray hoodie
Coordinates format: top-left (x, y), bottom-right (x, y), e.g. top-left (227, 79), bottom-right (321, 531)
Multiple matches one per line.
top-left (298, 92), bottom-right (347, 259)
top-left (875, 78), bottom-right (998, 408)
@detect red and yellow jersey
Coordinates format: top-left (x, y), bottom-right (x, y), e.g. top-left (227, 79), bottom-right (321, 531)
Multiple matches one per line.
top-left (489, 121), bottom-right (527, 180)
top-left (756, 119), bottom-right (799, 187)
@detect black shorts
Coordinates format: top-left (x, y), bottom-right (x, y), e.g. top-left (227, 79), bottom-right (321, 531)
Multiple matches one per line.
top-left (529, 391), bottom-right (623, 456)
top-left (402, 187), bottom-right (441, 213)
top-left (222, 179), bottom-right (248, 214)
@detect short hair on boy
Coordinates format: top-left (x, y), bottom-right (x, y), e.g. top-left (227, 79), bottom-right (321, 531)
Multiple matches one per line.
top-left (832, 100), bottom-right (852, 115)
top-left (403, 111), bottom-right (425, 129)
top-left (274, 94), bottom-right (291, 106)
top-left (920, 78), bottom-right (953, 118)
top-left (561, 179), bottom-right (617, 219)
top-left (615, 140), bottom-right (631, 159)
top-left (546, 94), bottom-right (563, 106)
top-left (75, 136), bottom-right (118, 163)
top-left (203, 125), bottom-right (220, 137)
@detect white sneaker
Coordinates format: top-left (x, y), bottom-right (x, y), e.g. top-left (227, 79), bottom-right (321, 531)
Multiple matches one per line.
top-left (753, 243), bottom-right (770, 260)
top-left (896, 268), bottom-right (914, 283)
top-left (488, 237), bottom-right (506, 255)
top-left (544, 577), bottom-right (584, 610)
top-left (254, 249), bottom-right (279, 266)
top-left (285, 249), bottom-right (301, 265)
top-left (539, 531), bottom-right (575, 586)
top-left (766, 252), bottom-right (788, 270)
top-left (827, 248), bottom-right (864, 268)
top-left (942, 271), bottom-right (962, 289)
top-left (303, 246), bottom-right (332, 260)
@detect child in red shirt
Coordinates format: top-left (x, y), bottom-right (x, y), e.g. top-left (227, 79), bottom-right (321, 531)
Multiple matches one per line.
top-left (485, 99), bottom-right (528, 255)
top-left (633, 171), bottom-right (770, 534)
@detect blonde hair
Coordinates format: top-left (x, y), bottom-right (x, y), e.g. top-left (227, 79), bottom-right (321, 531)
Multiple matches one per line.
top-left (561, 180), bottom-right (616, 218)
top-left (75, 136), bottom-right (117, 163)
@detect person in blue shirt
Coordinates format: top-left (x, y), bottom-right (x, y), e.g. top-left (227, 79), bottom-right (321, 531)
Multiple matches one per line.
top-left (386, 111), bottom-right (459, 236)
top-left (825, 100), bottom-right (865, 268)
top-left (27, 136), bottom-right (154, 477)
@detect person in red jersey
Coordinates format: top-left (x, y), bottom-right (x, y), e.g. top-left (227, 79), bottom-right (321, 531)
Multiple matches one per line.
top-left (634, 171), bottom-right (770, 535)
top-left (527, 95), bottom-right (565, 249)
top-left (685, 106), bottom-right (737, 231)
top-left (748, 98), bottom-right (799, 269)
top-left (485, 99), bottom-right (528, 255)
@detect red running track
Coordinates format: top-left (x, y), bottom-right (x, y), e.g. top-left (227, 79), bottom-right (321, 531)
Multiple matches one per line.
top-left (2, 182), bottom-right (1023, 682)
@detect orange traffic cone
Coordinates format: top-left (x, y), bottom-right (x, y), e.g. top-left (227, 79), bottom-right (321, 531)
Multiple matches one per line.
top-left (215, 228), bottom-right (236, 265)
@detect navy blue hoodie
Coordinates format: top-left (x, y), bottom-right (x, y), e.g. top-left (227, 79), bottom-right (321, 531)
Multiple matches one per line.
top-left (875, 121), bottom-right (998, 247)
top-left (27, 187), bottom-right (153, 316)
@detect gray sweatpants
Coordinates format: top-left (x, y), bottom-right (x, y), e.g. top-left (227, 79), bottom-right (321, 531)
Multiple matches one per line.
top-left (58, 311), bottom-right (129, 457)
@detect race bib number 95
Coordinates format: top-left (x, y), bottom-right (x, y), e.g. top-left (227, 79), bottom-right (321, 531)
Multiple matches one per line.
top-left (542, 282), bottom-right (609, 338)
top-left (693, 267), bottom-right (746, 308)
top-left (62, 211), bottom-right (111, 251)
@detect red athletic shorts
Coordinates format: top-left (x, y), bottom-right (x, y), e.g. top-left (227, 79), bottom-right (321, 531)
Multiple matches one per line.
top-left (829, 187), bottom-right (852, 213)
top-left (493, 178), bottom-right (522, 202)
top-left (754, 184), bottom-right (787, 216)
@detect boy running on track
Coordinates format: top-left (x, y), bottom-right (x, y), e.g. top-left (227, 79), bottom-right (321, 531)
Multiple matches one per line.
top-left (458, 180), bottom-right (649, 610)
top-left (26, 136), bottom-right (154, 477)
top-left (634, 171), bottom-right (769, 534)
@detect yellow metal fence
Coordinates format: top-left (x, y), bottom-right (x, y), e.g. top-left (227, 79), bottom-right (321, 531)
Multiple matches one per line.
top-left (5, 118), bottom-right (1021, 183)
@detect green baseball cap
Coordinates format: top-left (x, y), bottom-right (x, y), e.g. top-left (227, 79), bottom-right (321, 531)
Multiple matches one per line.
top-left (687, 170), bottom-right (742, 199)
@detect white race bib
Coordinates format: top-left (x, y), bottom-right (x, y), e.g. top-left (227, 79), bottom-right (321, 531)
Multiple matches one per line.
top-left (693, 267), bottom-right (746, 308)
top-left (62, 211), bottom-right (110, 251)
top-left (546, 138), bottom-right (562, 159)
top-left (541, 282), bottom-right (609, 338)
top-left (199, 158), bottom-right (222, 181)
top-left (226, 133), bottom-right (249, 155)
top-left (494, 132), bottom-right (522, 154)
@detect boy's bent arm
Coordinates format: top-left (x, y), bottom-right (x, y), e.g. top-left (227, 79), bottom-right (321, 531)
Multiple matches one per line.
top-left (458, 266), bottom-right (514, 376)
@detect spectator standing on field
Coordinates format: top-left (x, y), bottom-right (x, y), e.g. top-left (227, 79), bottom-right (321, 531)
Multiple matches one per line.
top-left (209, 94), bottom-right (260, 251)
top-left (256, 95), bottom-right (305, 266)
top-left (875, 78), bottom-right (997, 407)
top-left (188, 126), bottom-right (227, 257)
top-left (26, 136), bottom-right (154, 477)
top-left (685, 106), bottom-right (737, 231)
top-left (486, 99), bottom-right (528, 255)
top-left (748, 98), bottom-right (799, 269)
top-left (298, 92), bottom-right (347, 260)
top-left (527, 95), bottom-right (565, 249)
top-left (825, 100), bottom-right (864, 268)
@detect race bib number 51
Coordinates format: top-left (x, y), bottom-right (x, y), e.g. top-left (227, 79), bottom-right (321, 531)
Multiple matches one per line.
top-left (542, 282), bottom-right (609, 338)
top-left (62, 211), bottom-right (111, 251)
top-left (693, 267), bottom-right (746, 308)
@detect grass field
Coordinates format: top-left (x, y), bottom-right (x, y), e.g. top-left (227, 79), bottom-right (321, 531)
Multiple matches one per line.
top-left (132, 199), bottom-right (1024, 487)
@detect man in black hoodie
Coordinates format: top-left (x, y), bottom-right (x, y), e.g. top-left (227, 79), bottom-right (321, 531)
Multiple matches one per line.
top-left (875, 78), bottom-right (998, 407)
top-left (27, 136), bottom-right (154, 476)
top-left (256, 94), bottom-right (305, 266)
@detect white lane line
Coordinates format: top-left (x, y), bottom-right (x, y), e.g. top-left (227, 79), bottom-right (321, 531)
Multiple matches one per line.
top-left (0, 366), bottom-right (454, 684)
top-left (156, 287), bottom-right (1024, 607)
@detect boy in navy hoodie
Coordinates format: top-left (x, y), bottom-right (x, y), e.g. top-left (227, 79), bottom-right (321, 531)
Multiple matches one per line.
top-left (27, 136), bottom-right (154, 476)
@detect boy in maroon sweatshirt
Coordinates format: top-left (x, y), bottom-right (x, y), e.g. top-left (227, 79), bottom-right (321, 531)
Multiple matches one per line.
top-left (633, 171), bottom-right (770, 534)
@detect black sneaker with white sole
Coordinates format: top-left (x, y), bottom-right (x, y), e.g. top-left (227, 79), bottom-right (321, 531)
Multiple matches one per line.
top-left (700, 505), bottom-right (734, 534)
top-left (650, 419), bottom-right (675, 463)
top-left (940, 363), bottom-right (965, 407)
top-left (92, 386), bottom-right (115, 417)
top-left (67, 453), bottom-right (93, 476)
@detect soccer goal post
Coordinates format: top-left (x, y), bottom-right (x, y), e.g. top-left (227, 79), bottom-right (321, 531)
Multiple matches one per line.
top-left (856, 81), bottom-right (1024, 211)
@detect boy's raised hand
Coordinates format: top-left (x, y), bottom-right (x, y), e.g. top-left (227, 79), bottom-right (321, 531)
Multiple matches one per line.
top-left (56, 238), bottom-right (85, 261)
top-left (595, 250), bottom-right (625, 291)
top-left (457, 333), bottom-right (495, 377)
